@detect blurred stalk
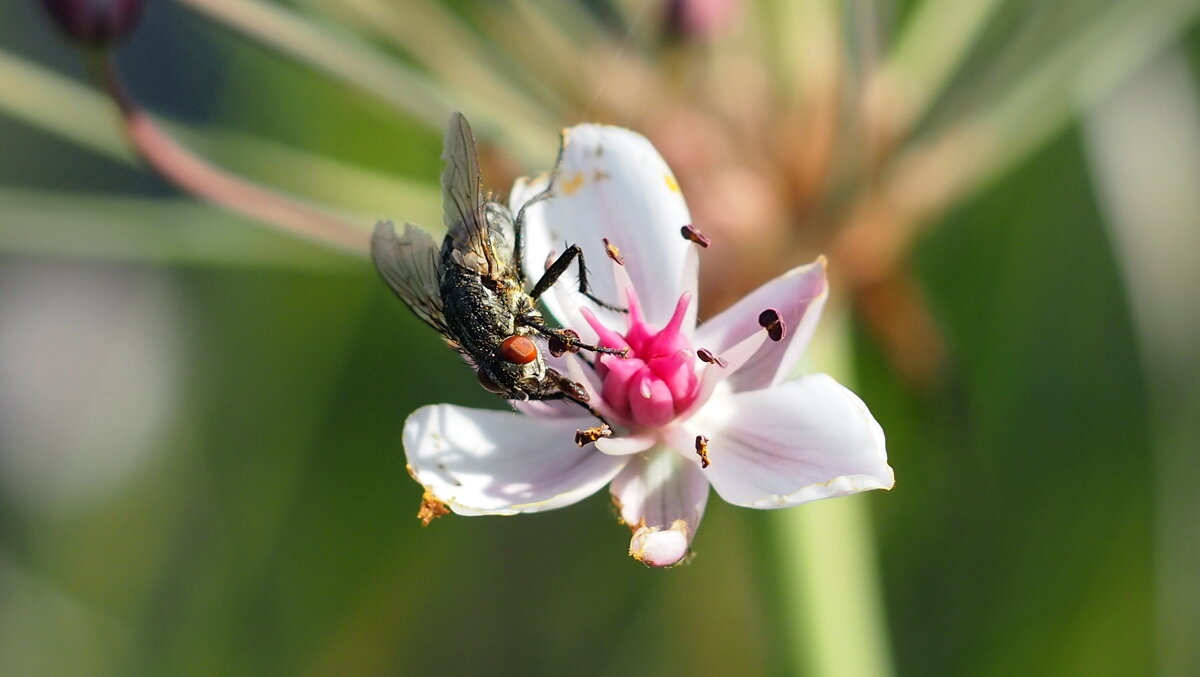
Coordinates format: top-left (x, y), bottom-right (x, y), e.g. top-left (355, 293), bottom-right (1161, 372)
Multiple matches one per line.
top-left (90, 49), bottom-right (369, 256)
top-left (483, 0), bottom-right (612, 107)
top-left (864, 0), bottom-right (1001, 147)
top-left (760, 0), bottom-right (840, 110)
top-left (173, 0), bottom-right (450, 129)
top-left (0, 187), bottom-right (356, 268)
top-left (0, 49), bottom-right (136, 165)
top-left (770, 310), bottom-right (893, 677)
top-left (0, 48), bottom-right (440, 239)
top-left (834, 0), bottom-right (1200, 297)
top-left (175, 127), bottom-right (441, 228)
top-left (1084, 51), bottom-right (1200, 677)
top-left (964, 0), bottom-right (1200, 186)
top-left (325, 0), bottom-right (565, 125)
top-left (173, 0), bottom-right (554, 163)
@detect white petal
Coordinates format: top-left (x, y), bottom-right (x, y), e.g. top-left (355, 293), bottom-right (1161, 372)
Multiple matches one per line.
top-left (594, 432), bottom-right (657, 455)
top-left (513, 124), bottom-right (697, 334)
top-left (677, 322), bottom-right (769, 421)
top-left (610, 449), bottom-right (710, 566)
top-left (511, 398), bottom-right (581, 420)
top-left (696, 375), bottom-right (892, 508)
top-left (404, 404), bottom-right (626, 515)
top-left (694, 258), bottom-right (828, 392)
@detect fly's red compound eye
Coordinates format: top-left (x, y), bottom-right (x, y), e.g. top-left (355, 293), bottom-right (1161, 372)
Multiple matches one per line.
top-left (498, 335), bottom-right (538, 364)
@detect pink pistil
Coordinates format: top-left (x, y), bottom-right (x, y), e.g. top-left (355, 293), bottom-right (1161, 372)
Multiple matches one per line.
top-left (581, 290), bottom-right (700, 429)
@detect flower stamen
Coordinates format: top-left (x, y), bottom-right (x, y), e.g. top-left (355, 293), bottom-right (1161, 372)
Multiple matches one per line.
top-left (697, 348), bottom-right (728, 368)
top-left (680, 224), bottom-right (711, 248)
top-left (583, 290), bottom-right (701, 429)
top-left (603, 237), bottom-right (626, 265)
top-left (417, 491), bottom-right (451, 527)
top-left (575, 423), bottom-right (613, 447)
top-left (758, 308), bottom-right (787, 342)
top-left (695, 435), bottom-right (711, 468)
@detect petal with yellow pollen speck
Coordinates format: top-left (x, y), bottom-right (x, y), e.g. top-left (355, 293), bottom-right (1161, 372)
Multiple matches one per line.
top-left (560, 171), bottom-right (585, 195)
top-left (610, 449), bottom-right (709, 567)
top-left (511, 124), bottom-right (696, 338)
top-left (416, 491), bottom-right (450, 526)
top-left (630, 520), bottom-right (691, 567)
top-left (405, 404), bottom-right (625, 515)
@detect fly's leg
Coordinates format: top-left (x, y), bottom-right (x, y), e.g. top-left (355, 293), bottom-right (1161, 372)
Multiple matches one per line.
top-left (539, 370), bottom-right (612, 430)
top-left (530, 245), bottom-right (626, 312)
top-left (512, 183), bottom-right (553, 280)
top-left (519, 316), bottom-right (627, 357)
top-left (511, 138), bottom-right (625, 314)
top-left (560, 395), bottom-right (611, 429)
top-left (512, 141), bottom-right (566, 280)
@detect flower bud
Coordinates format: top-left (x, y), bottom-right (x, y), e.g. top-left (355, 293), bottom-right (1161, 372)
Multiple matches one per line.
top-left (664, 0), bottom-right (742, 41)
top-left (40, 0), bottom-right (145, 46)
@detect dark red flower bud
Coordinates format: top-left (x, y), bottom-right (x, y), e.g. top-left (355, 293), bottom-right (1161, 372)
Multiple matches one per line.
top-left (664, 0), bottom-right (742, 41)
top-left (40, 0), bottom-right (145, 46)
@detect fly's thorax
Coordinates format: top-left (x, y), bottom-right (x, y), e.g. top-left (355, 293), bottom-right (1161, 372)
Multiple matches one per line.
top-left (508, 288), bottom-right (540, 320)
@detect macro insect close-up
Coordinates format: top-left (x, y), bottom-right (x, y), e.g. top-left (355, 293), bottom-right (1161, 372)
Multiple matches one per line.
top-left (371, 112), bottom-right (625, 425)
top-left (7, 1), bottom-right (1198, 675)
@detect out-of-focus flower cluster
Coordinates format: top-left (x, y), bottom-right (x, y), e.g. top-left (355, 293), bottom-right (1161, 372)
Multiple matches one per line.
top-left (34, 0), bottom-right (1192, 384)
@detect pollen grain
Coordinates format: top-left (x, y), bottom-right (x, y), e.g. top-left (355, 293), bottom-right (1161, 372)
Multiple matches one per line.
top-left (417, 491), bottom-right (451, 527)
top-left (695, 435), bottom-right (711, 468)
top-left (561, 171), bottom-right (585, 195)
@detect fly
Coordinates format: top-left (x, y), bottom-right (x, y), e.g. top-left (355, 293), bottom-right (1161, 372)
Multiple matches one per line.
top-left (371, 112), bottom-right (625, 419)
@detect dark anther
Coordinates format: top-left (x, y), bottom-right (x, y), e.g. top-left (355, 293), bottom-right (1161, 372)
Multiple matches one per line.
top-left (576, 424), bottom-right (613, 447)
top-left (697, 348), bottom-right (728, 368)
top-left (549, 329), bottom-right (582, 357)
top-left (694, 435), bottom-right (711, 468)
top-left (680, 224), bottom-right (711, 248)
top-left (603, 238), bottom-right (625, 265)
top-left (758, 308), bottom-right (786, 342)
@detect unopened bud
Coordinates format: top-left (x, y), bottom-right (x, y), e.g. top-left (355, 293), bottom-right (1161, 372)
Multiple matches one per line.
top-left (40, 0), bottom-right (145, 46)
top-left (664, 0), bottom-right (741, 41)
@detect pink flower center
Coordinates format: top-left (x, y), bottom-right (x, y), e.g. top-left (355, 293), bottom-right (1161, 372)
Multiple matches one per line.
top-left (581, 290), bottom-right (699, 429)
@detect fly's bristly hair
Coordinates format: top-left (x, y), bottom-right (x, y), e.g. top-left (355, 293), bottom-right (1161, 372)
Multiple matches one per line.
top-left (371, 112), bottom-right (623, 417)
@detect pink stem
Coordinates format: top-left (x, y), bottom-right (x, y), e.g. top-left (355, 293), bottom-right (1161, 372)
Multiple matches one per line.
top-left (96, 50), bottom-right (368, 256)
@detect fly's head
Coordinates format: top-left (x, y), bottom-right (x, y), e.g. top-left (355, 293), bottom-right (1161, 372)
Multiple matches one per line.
top-left (474, 332), bottom-right (552, 399)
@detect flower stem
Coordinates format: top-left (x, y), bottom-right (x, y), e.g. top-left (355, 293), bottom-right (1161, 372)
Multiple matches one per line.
top-left (771, 496), bottom-right (893, 677)
top-left (90, 50), bottom-right (369, 256)
top-left (770, 309), bottom-right (893, 677)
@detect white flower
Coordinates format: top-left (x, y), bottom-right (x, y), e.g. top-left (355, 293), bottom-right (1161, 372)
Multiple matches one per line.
top-left (404, 124), bottom-right (893, 567)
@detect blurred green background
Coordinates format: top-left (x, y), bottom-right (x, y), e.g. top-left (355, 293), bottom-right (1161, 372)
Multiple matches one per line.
top-left (2, 1), bottom-right (1198, 676)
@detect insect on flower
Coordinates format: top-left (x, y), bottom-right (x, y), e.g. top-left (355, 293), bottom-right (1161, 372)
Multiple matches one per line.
top-left (371, 112), bottom-right (625, 417)
top-left (401, 122), bottom-right (893, 565)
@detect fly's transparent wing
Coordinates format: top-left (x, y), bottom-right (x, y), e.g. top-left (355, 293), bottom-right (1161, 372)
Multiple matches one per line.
top-left (371, 220), bottom-right (449, 336)
top-left (441, 111), bottom-right (500, 277)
